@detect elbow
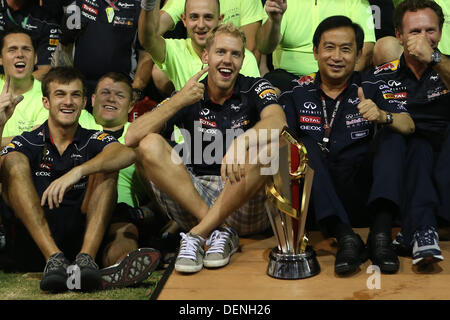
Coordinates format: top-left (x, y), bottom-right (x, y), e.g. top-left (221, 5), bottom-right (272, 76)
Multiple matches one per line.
top-left (124, 130), bottom-right (138, 148)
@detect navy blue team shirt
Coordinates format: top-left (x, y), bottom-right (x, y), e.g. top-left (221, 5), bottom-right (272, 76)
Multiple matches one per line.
top-left (1, 121), bottom-right (118, 207)
top-left (160, 74), bottom-right (279, 176)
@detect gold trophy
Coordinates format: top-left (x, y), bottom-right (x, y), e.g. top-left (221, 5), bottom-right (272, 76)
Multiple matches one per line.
top-left (265, 126), bottom-right (320, 279)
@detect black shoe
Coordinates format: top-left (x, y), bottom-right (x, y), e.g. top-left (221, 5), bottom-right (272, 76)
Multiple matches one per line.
top-left (100, 248), bottom-right (161, 290)
top-left (73, 253), bottom-right (102, 292)
top-left (367, 232), bottom-right (399, 274)
top-left (335, 234), bottom-right (367, 276)
top-left (40, 252), bottom-right (70, 293)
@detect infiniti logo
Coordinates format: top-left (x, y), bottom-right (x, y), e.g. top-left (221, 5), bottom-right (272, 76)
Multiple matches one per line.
top-left (388, 80), bottom-right (401, 87)
top-left (304, 102), bottom-right (317, 110)
top-left (200, 108), bottom-right (210, 116)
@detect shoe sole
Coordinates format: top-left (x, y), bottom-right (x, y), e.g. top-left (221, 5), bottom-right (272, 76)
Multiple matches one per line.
top-left (203, 246), bottom-right (239, 268)
top-left (100, 248), bottom-right (160, 290)
top-left (175, 262), bottom-right (203, 273)
top-left (413, 254), bottom-right (444, 266)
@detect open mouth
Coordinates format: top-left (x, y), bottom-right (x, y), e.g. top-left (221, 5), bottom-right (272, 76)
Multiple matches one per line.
top-left (329, 64), bottom-right (344, 72)
top-left (103, 105), bottom-right (117, 111)
top-left (218, 68), bottom-right (233, 79)
top-left (14, 61), bottom-right (26, 72)
top-left (60, 108), bottom-right (75, 115)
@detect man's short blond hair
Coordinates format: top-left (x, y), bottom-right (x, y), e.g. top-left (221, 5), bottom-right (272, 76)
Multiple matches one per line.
top-left (205, 23), bottom-right (247, 54)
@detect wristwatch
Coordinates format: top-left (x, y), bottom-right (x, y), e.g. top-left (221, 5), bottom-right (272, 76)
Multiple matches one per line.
top-left (430, 48), bottom-right (442, 67)
top-left (385, 112), bottom-right (393, 125)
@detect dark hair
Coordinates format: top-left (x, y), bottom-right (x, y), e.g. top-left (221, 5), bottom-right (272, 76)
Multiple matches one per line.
top-left (312, 15), bottom-right (364, 53)
top-left (0, 26), bottom-right (36, 54)
top-left (95, 72), bottom-right (133, 98)
top-left (394, 0), bottom-right (444, 32)
top-left (42, 67), bottom-right (86, 98)
top-left (185, 0), bottom-right (220, 17)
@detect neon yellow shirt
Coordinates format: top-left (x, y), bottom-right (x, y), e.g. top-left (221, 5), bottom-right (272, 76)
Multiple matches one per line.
top-left (78, 112), bottom-right (143, 207)
top-left (162, 0), bottom-right (264, 28)
top-left (264, 0), bottom-right (376, 76)
top-left (155, 38), bottom-right (260, 91)
top-left (1, 77), bottom-right (48, 138)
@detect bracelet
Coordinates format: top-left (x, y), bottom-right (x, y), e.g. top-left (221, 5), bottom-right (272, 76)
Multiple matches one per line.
top-left (141, 0), bottom-right (157, 11)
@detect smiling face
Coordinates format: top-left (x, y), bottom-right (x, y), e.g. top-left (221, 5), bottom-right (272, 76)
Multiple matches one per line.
top-left (181, 0), bottom-right (223, 52)
top-left (0, 32), bottom-right (36, 80)
top-left (396, 8), bottom-right (442, 50)
top-left (203, 32), bottom-right (244, 92)
top-left (313, 26), bottom-right (361, 86)
top-left (92, 77), bottom-right (133, 130)
top-left (43, 79), bottom-right (86, 129)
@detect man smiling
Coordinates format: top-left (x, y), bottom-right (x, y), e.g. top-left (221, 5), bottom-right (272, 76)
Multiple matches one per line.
top-left (126, 23), bottom-right (286, 274)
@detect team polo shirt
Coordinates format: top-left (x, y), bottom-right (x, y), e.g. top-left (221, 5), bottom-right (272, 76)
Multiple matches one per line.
top-left (372, 55), bottom-right (450, 136)
top-left (0, 77), bottom-right (48, 138)
top-left (160, 74), bottom-right (278, 176)
top-left (1, 121), bottom-right (117, 207)
top-left (78, 112), bottom-right (140, 207)
top-left (162, 0), bottom-right (264, 28)
top-left (0, 2), bottom-right (61, 67)
top-left (263, 0), bottom-right (376, 76)
top-left (62, 0), bottom-right (141, 92)
top-left (155, 38), bottom-right (260, 91)
top-left (281, 71), bottom-right (408, 162)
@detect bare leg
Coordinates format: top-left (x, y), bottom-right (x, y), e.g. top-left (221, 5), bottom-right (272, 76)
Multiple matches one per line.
top-left (0, 152), bottom-right (60, 260)
top-left (137, 133), bottom-right (209, 221)
top-left (79, 172), bottom-right (117, 258)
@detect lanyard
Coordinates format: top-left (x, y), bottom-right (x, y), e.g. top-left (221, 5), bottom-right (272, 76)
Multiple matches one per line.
top-left (319, 95), bottom-right (341, 153)
top-left (6, 8), bottom-right (29, 29)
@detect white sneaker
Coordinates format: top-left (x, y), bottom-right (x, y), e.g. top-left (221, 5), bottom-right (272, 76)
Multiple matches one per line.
top-left (412, 226), bottom-right (444, 265)
top-left (175, 232), bottom-right (205, 273)
top-left (203, 227), bottom-right (239, 268)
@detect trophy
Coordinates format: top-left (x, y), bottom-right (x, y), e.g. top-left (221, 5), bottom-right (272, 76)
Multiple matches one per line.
top-left (265, 126), bottom-right (320, 279)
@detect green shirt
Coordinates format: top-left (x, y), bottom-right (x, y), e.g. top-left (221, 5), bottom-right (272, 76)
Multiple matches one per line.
top-left (1, 77), bottom-right (48, 138)
top-left (155, 38), bottom-right (260, 91)
top-left (264, 0), bottom-right (376, 76)
top-left (78, 112), bottom-right (143, 207)
top-left (162, 0), bottom-right (265, 28)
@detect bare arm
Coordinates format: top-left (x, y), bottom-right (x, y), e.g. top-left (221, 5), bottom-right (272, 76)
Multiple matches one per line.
top-left (138, 0), bottom-right (167, 64)
top-left (125, 67), bottom-right (208, 147)
top-left (256, 0), bottom-right (286, 55)
top-left (158, 10), bottom-right (175, 35)
top-left (41, 142), bottom-right (136, 209)
top-left (132, 50), bottom-right (154, 91)
top-left (355, 42), bottom-right (375, 72)
top-left (242, 21), bottom-right (262, 63)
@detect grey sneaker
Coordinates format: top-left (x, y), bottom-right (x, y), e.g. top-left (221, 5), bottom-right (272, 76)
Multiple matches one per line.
top-left (73, 253), bottom-right (102, 292)
top-left (203, 227), bottom-right (239, 268)
top-left (40, 252), bottom-right (70, 293)
top-left (412, 226), bottom-right (444, 266)
top-left (175, 232), bottom-right (205, 273)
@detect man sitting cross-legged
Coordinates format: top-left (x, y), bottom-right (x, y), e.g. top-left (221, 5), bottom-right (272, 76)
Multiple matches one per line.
top-left (126, 23), bottom-right (286, 273)
top-left (0, 67), bottom-right (159, 293)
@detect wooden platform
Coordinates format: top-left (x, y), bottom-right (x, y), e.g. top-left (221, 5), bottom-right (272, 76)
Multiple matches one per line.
top-left (158, 228), bottom-right (450, 300)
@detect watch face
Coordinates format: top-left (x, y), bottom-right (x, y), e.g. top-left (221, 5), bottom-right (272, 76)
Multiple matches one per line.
top-left (432, 50), bottom-right (442, 64)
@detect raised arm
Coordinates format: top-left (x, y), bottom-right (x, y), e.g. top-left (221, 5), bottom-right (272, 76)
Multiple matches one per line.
top-left (256, 0), bottom-right (287, 55)
top-left (138, 0), bottom-right (167, 64)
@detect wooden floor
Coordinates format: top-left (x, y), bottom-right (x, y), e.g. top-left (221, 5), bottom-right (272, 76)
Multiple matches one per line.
top-left (158, 228), bottom-right (450, 300)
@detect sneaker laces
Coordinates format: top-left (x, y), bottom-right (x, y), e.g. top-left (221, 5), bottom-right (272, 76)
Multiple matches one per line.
top-left (206, 229), bottom-right (230, 254)
top-left (178, 233), bottom-right (203, 260)
top-left (45, 253), bottom-right (69, 273)
top-left (415, 227), bottom-right (438, 247)
top-left (75, 253), bottom-right (98, 270)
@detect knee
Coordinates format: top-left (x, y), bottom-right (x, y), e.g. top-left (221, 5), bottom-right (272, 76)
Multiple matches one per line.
top-left (136, 133), bottom-right (168, 165)
top-left (373, 36), bottom-right (403, 66)
top-left (1, 152), bottom-right (30, 179)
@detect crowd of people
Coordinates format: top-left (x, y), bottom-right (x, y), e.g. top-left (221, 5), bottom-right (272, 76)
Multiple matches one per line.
top-left (0, 0), bottom-right (448, 294)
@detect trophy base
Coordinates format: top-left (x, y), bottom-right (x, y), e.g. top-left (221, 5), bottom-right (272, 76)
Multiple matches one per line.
top-left (267, 246), bottom-right (320, 280)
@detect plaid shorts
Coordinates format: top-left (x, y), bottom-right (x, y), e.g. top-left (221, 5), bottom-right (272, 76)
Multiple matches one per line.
top-left (149, 170), bottom-right (274, 236)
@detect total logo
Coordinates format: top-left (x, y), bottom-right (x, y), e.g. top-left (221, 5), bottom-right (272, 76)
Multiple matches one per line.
top-left (303, 102), bottom-right (317, 110)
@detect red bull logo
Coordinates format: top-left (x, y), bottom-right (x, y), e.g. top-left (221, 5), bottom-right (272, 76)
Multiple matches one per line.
top-left (374, 60), bottom-right (399, 74)
top-left (293, 73), bottom-right (316, 86)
